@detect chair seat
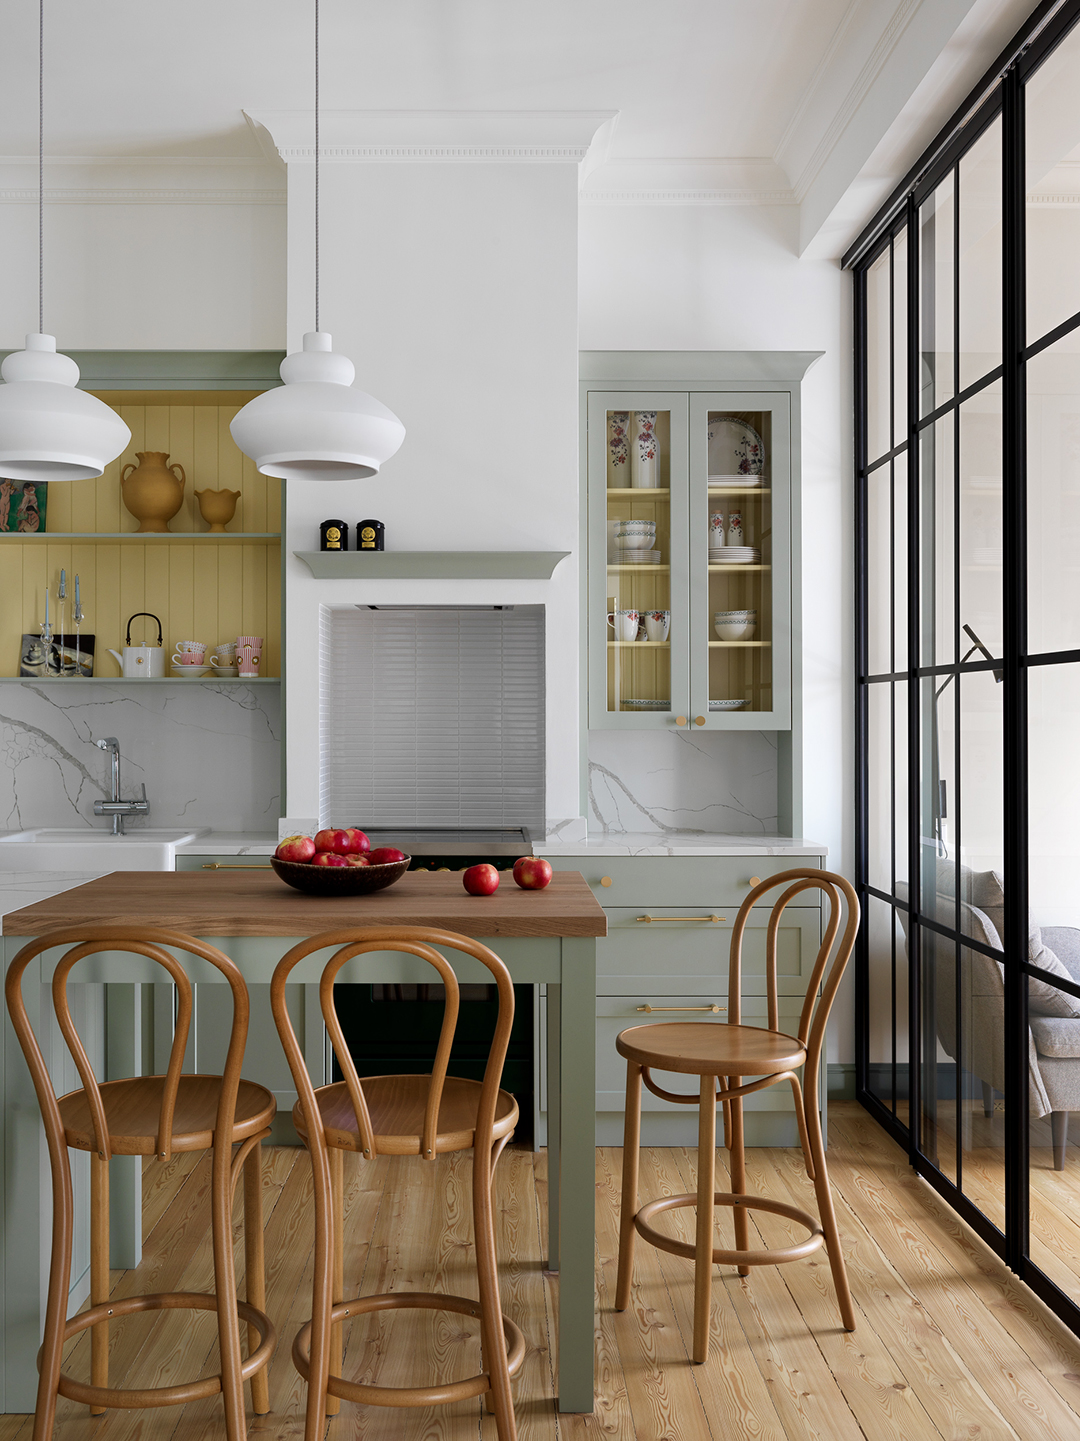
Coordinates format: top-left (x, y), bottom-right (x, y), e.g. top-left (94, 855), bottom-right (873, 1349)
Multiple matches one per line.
top-left (58, 1074), bottom-right (276, 1154)
top-left (293, 1074), bottom-right (519, 1155)
top-left (616, 1021), bottom-right (806, 1076)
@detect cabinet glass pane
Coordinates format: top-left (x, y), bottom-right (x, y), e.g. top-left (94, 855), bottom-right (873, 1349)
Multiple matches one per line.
top-left (704, 410), bottom-right (771, 713)
top-left (604, 408), bottom-right (672, 715)
top-left (1025, 20), bottom-right (1080, 346)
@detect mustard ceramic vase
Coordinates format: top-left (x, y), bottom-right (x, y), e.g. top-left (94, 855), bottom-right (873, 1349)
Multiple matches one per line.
top-left (195, 487), bottom-right (241, 532)
top-left (120, 452), bottom-right (186, 533)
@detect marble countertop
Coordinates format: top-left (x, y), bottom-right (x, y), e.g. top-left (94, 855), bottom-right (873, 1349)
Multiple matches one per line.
top-left (535, 832), bottom-right (827, 857)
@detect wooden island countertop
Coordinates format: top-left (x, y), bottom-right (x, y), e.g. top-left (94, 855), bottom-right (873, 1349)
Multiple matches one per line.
top-left (1, 866), bottom-right (608, 939)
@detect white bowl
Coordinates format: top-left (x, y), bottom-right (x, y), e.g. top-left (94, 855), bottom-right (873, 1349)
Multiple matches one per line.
top-left (715, 622), bottom-right (757, 641)
top-left (614, 532), bottom-right (655, 551)
top-left (714, 610), bottom-right (756, 621)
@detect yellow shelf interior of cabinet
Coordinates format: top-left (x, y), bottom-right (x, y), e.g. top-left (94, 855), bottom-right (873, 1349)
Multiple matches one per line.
top-left (0, 394), bottom-right (281, 678)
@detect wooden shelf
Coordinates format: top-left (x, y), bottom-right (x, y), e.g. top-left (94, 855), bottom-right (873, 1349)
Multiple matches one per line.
top-left (606, 488), bottom-right (669, 498)
top-left (708, 640), bottom-right (771, 648)
top-left (295, 550), bottom-right (569, 580)
top-left (0, 532), bottom-right (280, 542)
top-left (607, 640), bottom-right (670, 648)
top-left (0, 676), bottom-right (279, 684)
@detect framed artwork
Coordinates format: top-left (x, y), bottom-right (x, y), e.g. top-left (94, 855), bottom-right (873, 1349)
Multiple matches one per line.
top-left (20, 633), bottom-right (94, 678)
top-left (0, 479), bottom-right (47, 533)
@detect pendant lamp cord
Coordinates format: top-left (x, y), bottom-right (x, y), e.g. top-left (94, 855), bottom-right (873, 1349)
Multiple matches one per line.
top-left (314, 0), bottom-right (320, 333)
top-left (38, 0), bottom-right (44, 335)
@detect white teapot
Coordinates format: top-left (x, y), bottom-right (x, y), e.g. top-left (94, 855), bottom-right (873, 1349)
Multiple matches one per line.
top-left (107, 612), bottom-right (165, 679)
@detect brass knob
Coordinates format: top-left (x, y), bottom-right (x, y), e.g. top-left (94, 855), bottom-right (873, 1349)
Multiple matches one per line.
top-left (600, 876), bottom-right (613, 888)
top-left (694, 715), bottom-right (706, 726)
top-left (675, 715), bottom-right (687, 726)
top-left (749, 876), bottom-right (762, 888)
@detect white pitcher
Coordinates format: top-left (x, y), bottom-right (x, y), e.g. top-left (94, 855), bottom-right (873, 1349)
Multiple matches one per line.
top-left (107, 612), bottom-right (165, 678)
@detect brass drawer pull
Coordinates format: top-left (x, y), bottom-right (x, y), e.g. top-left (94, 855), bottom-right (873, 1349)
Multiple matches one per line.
top-left (201, 863), bottom-right (272, 869)
top-left (600, 876), bottom-right (613, 887)
top-left (637, 1004), bottom-right (726, 1013)
top-left (636, 914), bottom-right (724, 923)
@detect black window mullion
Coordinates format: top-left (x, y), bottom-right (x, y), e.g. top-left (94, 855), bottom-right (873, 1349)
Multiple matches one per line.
top-left (854, 260), bottom-right (871, 1107)
top-left (1001, 60), bottom-right (1029, 1270)
top-left (906, 195), bottom-right (923, 1169)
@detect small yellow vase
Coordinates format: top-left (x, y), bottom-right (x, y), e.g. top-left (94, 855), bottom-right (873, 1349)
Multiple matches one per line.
top-left (195, 487), bottom-right (242, 533)
top-left (120, 452), bottom-right (186, 533)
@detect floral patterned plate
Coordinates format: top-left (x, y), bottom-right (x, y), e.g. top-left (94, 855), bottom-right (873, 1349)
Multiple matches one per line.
top-left (707, 417), bottom-right (765, 478)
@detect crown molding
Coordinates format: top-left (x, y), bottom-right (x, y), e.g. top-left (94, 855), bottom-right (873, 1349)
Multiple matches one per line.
top-left (244, 109), bottom-right (616, 164)
top-left (580, 158), bottom-right (796, 208)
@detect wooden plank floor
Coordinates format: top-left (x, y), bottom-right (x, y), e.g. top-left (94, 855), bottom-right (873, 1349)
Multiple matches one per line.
top-left (7, 1102), bottom-right (1080, 1440)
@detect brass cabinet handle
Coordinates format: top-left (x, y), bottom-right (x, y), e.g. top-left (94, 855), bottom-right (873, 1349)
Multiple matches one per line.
top-left (600, 876), bottom-right (613, 887)
top-left (201, 863), bottom-right (272, 869)
top-left (674, 715), bottom-right (688, 727)
top-left (637, 1003), bottom-right (726, 1013)
top-left (694, 715), bottom-right (706, 726)
top-left (636, 914), bottom-right (724, 923)
top-left (749, 875), bottom-right (762, 887)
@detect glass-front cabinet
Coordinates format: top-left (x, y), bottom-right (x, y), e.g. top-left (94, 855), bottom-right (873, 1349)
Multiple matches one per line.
top-left (587, 384), bottom-right (791, 729)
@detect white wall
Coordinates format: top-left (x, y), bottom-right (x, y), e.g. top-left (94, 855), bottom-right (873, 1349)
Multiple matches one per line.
top-left (0, 162), bottom-right (285, 350)
top-left (579, 200), bottom-right (854, 1059)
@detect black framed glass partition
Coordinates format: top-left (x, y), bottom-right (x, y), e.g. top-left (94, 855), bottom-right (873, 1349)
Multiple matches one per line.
top-left (850, 0), bottom-right (1080, 1336)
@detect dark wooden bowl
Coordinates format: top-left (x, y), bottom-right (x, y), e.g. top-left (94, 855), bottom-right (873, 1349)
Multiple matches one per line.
top-left (269, 854), bottom-right (411, 896)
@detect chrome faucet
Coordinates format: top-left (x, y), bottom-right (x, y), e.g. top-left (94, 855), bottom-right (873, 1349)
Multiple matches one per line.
top-left (93, 737), bottom-right (149, 835)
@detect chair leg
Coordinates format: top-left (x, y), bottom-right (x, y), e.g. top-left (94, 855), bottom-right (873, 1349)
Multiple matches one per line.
top-left (211, 1138), bottom-right (247, 1441)
top-left (243, 1140), bottom-right (270, 1415)
top-left (1052, 1111), bottom-right (1069, 1171)
top-left (90, 1152), bottom-right (110, 1415)
top-left (693, 1074), bottom-right (717, 1364)
top-left (32, 1148), bottom-right (76, 1441)
top-left (981, 1080), bottom-right (994, 1118)
top-left (473, 1142), bottom-right (518, 1441)
top-left (326, 1146), bottom-right (345, 1416)
top-left (305, 1139), bottom-right (335, 1441)
top-left (803, 1088), bottom-right (857, 1331)
top-left (615, 1060), bottom-right (643, 1312)
top-left (728, 1086), bottom-right (750, 1278)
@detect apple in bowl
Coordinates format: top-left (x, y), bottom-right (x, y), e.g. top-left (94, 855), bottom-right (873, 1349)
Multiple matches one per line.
top-left (275, 834), bottom-right (316, 864)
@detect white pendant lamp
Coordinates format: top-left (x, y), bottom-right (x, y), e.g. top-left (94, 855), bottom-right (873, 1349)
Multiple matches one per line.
top-left (0, 2), bottom-right (131, 482)
top-left (230, 0), bottom-right (404, 481)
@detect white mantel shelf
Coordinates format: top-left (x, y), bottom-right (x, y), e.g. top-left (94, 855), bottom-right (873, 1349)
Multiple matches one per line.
top-left (294, 550), bottom-right (570, 580)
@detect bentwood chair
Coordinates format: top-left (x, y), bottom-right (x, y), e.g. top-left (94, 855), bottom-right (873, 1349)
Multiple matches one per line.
top-left (5, 925), bottom-right (277, 1441)
top-left (615, 869), bottom-right (860, 1362)
top-left (271, 926), bottom-right (525, 1441)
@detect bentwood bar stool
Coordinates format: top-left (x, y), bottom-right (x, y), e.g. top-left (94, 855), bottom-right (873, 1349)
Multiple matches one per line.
top-left (615, 869), bottom-right (860, 1362)
top-left (271, 925), bottom-right (525, 1441)
top-left (5, 925), bottom-right (277, 1441)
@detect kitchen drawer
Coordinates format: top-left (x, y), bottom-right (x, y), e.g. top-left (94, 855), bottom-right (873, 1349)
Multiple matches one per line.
top-left (546, 854), bottom-right (822, 909)
top-left (595, 905), bottom-right (821, 995)
top-left (596, 994), bottom-right (804, 1115)
top-left (175, 855), bottom-right (273, 871)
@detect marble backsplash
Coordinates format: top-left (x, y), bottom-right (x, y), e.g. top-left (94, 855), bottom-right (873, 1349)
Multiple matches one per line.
top-left (0, 681), bottom-right (280, 832)
top-left (588, 729), bottom-right (777, 834)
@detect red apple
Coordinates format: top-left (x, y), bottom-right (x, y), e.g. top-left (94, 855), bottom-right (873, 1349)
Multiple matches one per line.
top-left (343, 828), bottom-right (371, 854)
top-left (463, 863), bottom-right (500, 896)
top-left (513, 856), bottom-right (553, 890)
top-left (313, 828), bottom-right (352, 855)
top-left (312, 851), bottom-right (348, 867)
top-left (275, 834), bottom-right (316, 863)
top-left (368, 846), bottom-right (407, 866)
top-left (344, 854), bottom-right (370, 867)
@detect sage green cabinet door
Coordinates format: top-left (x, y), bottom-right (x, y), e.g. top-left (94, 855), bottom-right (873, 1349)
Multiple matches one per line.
top-left (689, 392), bottom-right (791, 729)
top-left (596, 906), bottom-right (822, 996)
top-left (587, 391), bottom-right (690, 729)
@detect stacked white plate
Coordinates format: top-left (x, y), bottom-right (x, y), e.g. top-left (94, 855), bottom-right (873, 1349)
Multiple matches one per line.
top-left (709, 546), bottom-right (760, 564)
top-left (708, 474), bottom-right (763, 488)
top-left (615, 548), bottom-right (662, 564)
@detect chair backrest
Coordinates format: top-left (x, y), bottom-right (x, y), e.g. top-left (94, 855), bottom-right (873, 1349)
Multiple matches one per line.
top-left (5, 923), bottom-right (251, 1166)
top-left (728, 868), bottom-right (860, 1079)
top-left (270, 926), bottom-right (515, 1162)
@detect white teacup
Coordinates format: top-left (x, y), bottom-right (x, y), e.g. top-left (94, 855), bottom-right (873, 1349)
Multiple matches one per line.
top-left (644, 610), bottom-right (671, 643)
top-left (607, 609), bottom-right (640, 642)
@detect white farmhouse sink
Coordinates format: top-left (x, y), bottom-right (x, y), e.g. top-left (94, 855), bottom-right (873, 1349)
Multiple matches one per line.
top-left (0, 828), bottom-right (208, 871)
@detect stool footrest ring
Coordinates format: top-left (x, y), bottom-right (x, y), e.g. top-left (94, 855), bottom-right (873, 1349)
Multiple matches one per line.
top-left (635, 1193), bottom-right (825, 1267)
top-left (46, 1291), bottom-right (276, 1409)
top-left (292, 1291), bottom-right (526, 1408)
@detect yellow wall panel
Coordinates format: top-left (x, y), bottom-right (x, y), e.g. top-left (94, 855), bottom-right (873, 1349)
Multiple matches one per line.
top-left (167, 545), bottom-right (195, 650)
top-left (166, 406), bottom-right (196, 532)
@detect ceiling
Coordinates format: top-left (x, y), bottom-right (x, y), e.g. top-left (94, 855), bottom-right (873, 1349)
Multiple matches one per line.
top-left (0, 0), bottom-right (1045, 253)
